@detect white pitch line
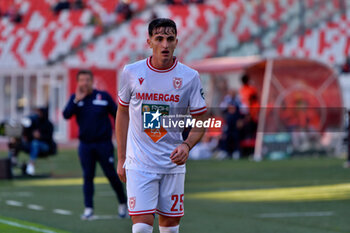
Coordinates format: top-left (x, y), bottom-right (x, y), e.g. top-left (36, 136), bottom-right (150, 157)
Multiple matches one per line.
top-left (53, 209), bottom-right (72, 216)
top-left (6, 200), bottom-right (23, 207)
top-left (27, 204), bottom-right (44, 211)
top-left (0, 218), bottom-right (57, 233)
top-left (93, 215), bottom-right (119, 220)
top-left (258, 211), bottom-right (334, 218)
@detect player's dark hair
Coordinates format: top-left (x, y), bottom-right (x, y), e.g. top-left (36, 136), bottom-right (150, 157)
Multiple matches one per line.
top-left (76, 69), bottom-right (93, 80)
top-left (148, 18), bottom-right (177, 37)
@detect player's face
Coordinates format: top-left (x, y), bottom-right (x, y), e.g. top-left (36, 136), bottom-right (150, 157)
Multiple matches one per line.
top-left (77, 74), bottom-right (93, 93)
top-left (147, 27), bottom-right (178, 66)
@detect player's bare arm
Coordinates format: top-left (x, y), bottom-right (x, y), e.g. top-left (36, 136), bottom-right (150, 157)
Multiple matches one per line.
top-left (116, 104), bottom-right (129, 183)
top-left (170, 114), bottom-right (206, 165)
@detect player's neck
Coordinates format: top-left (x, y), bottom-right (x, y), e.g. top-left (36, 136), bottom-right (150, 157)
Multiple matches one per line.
top-left (150, 56), bottom-right (175, 70)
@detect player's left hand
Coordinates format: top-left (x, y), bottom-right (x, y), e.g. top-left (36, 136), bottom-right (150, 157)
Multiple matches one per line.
top-left (170, 144), bottom-right (189, 165)
top-left (117, 162), bottom-right (126, 183)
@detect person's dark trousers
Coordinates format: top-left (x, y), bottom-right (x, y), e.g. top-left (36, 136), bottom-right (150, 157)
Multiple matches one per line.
top-left (78, 140), bottom-right (127, 208)
top-left (30, 140), bottom-right (49, 160)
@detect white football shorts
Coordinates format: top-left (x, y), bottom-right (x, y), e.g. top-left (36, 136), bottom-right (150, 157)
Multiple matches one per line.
top-left (126, 169), bottom-right (185, 217)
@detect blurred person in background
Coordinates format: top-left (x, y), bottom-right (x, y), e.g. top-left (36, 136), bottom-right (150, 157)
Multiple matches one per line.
top-left (248, 92), bottom-right (259, 123)
top-left (238, 92), bottom-right (259, 157)
top-left (218, 89), bottom-right (244, 159)
top-left (223, 102), bottom-right (243, 159)
top-left (52, 0), bottom-right (71, 15)
top-left (63, 70), bottom-right (127, 220)
top-left (72, 0), bottom-right (84, 10)
top-left (239, 73), bottom-right (257, 112)
top-left (115, 0), bottom-right (133, 21)
top-left (219, 89), bottom-right (242, 113)
top-left (8, 107), bottom-right (55, 175)
top-left (4, 5), bottom-right (22, 24)
top-left (341, 55), bottom-right (350, 73)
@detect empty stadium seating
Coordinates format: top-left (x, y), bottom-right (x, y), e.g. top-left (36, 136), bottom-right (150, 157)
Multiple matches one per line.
top-left (265, 9), bottom-right (350, 65)
top-left (0, 0), bottom-right (147, 67)
top-left (0, 0), bottom-right (347, 69)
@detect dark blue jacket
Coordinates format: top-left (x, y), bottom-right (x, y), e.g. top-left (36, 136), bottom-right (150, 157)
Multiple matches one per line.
top-left (63, 89), bottom-right (117, 143)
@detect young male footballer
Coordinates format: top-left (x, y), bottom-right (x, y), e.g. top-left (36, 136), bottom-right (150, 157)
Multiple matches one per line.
top-left (116, 18), bottom-right (206, 233)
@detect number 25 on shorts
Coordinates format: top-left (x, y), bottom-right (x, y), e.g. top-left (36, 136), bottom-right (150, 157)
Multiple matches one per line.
top-left (171, 194), bottom-right (184, 212)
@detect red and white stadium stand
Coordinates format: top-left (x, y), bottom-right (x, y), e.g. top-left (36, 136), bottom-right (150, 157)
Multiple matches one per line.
top-left (0, 0), bottom-right (147, 67)
top-left (0, 0), bottom-right (347, 68)
top-left (63, 0), bottom-right (346, 69)
top-left (63, 0), bottom-right (303, 68)
top-left (265, 8), bottom-right (350, 65)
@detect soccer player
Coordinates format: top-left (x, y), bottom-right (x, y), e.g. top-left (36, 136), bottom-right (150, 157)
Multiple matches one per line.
top-left (63, 70), bottom-right (127, 220)
top-left (116, 18), bottom-right (206, 233)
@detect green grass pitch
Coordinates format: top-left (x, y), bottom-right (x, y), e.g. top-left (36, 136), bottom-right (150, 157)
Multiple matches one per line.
top-left (0, 150), bottom-right (350, 233)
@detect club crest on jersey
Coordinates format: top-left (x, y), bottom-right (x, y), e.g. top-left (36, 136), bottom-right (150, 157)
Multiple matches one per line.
top-left (139, 77), bottom-right (144, 85)
top-left (129, 197), bottom-right (136, 210)
top-left (173, 77), bottom-right (182, 89)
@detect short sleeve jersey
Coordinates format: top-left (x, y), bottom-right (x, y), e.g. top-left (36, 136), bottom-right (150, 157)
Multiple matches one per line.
top-left (118, 57), bottom-right (207, 174)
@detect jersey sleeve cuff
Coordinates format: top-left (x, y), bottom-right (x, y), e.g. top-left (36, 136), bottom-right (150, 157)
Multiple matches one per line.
top-left (190, 106), bottom-right (207, 116)
top-left (118, 97), bottom-right (130, 107)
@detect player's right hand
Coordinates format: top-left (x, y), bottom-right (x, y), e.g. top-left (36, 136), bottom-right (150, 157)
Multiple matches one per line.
top-left (170, 144), bottom-right (189, 165)
top-left (117, 163), bottom-right (126, 183)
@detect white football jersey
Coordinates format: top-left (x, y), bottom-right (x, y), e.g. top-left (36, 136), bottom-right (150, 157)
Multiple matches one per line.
top-left (118, 57), bottom-right (207, 174)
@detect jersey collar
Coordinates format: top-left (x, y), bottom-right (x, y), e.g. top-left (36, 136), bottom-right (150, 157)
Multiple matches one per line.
top-left (146, 56), bottom-right (178, 73)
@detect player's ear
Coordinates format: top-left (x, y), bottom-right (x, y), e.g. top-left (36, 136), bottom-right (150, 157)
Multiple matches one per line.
top-left (147, 38), bottom-right (152, 48)
top-left (175, 38), bottom-right (178, 48)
